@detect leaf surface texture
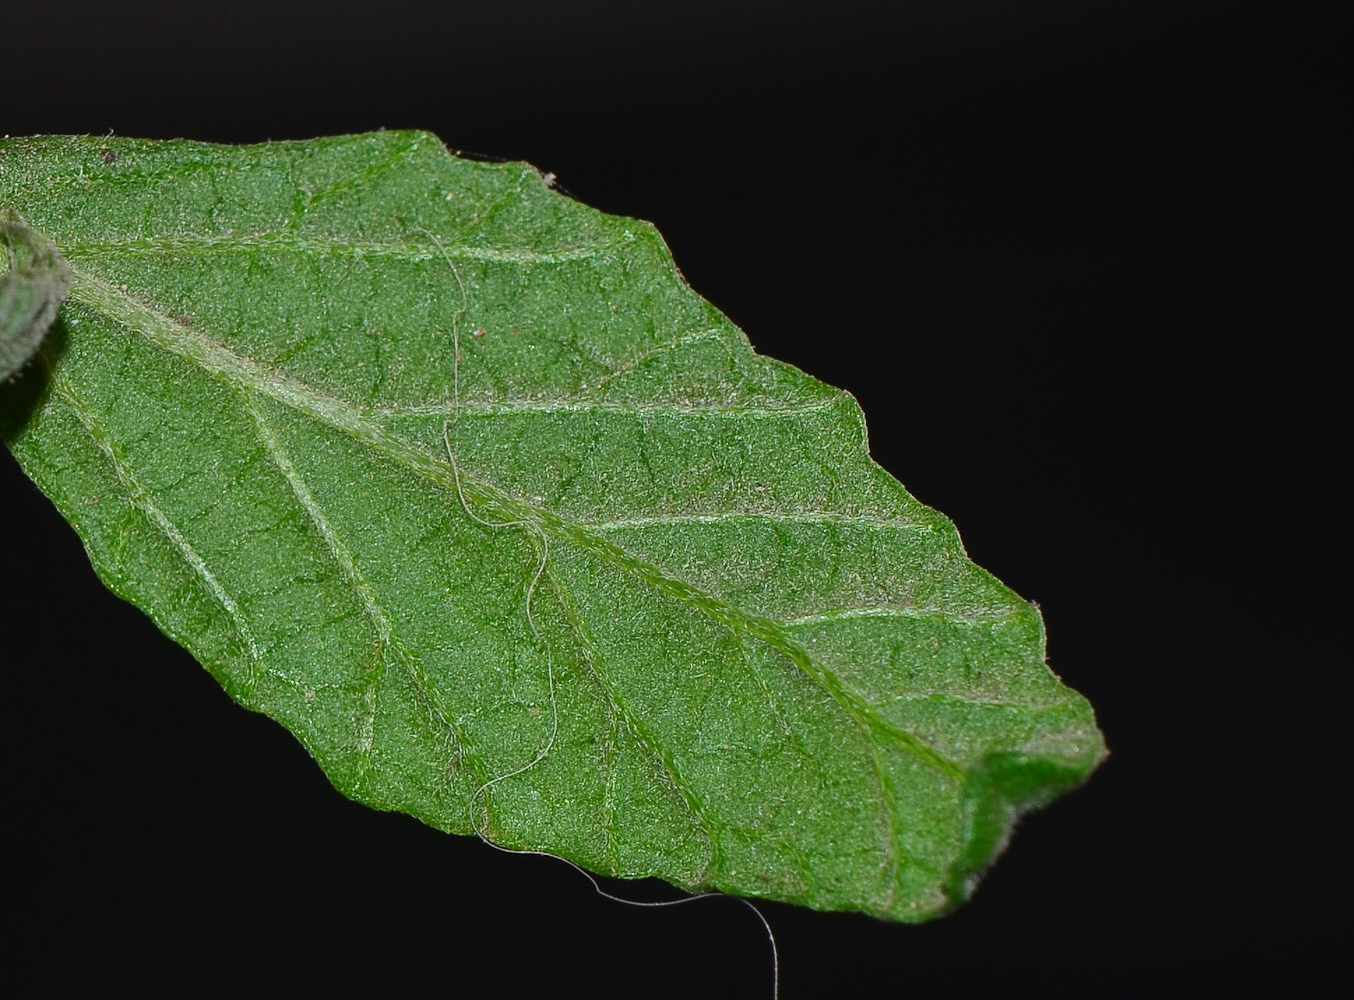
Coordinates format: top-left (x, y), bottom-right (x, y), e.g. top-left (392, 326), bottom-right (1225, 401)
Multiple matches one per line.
top-left (0, 133), bottom-right (1104, 919)
top-left (1, 210), bottom-right (71, 380)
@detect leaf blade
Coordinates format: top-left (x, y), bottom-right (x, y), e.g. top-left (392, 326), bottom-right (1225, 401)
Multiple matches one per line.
top-left (0, 132), bottom-right (1104, 919)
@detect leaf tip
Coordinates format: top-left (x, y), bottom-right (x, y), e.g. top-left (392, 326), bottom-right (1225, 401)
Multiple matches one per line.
top-left (943, 745), bottom-right (1106, 909)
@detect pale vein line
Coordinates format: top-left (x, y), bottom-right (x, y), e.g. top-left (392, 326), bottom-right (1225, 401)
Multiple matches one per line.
top-left (52, 378), bottom-right (265, 691)
top-left (71, 269), bottom-right (449, 478)
top-left (376, 395), bottom-right (841, 418)
top-left (244, 394), bottom-right (468, 768)
top-left (67, 268), bottom-right (964, 785)
top-left (543, 562), bottom-right (722, 877)
top-left (782, 606), bottom-right (1013, 629)
top-left (246, 397), bottom-right (385, 758)
top-left (66, 231), bottom-right (633, 266)
top-left (884, 690), bottom-right (1066, 711)
top-left (300, 136), bottom-right (424, 214)
top-left (579, 329), bottom-right (726, 397)
top-left (588, 512), bottom-right (931, 532)
top-left (246, 398), bottom-right (392, 647)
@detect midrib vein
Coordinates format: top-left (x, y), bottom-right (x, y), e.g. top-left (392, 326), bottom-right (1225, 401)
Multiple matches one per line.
top-left (66, 231), bottom-right (629, 265)
top-left (68, 267), bottom-right (964, 782)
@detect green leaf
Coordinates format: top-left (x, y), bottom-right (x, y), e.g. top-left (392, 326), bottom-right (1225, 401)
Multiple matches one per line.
top-left (0, 133), bottom-right (1104, 920)
top-left (1, 209), bottom-right (72, 381)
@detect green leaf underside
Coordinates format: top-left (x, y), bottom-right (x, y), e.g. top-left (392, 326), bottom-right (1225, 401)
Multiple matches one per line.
top-left (0, 134), bottom-right (1104, 920)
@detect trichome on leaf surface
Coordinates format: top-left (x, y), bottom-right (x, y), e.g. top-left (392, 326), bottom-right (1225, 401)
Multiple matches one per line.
top-left (0, 132), bottom-right (1104, 920)
top-left (1, 207), bottom-right (71, 380)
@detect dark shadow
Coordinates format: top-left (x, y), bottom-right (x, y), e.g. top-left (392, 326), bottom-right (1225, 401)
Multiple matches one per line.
top-left (0, 312), bottom-right (69, 442)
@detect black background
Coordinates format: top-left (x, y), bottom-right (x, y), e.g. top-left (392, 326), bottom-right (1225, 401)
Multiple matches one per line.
top-left (4, 2), bottom-right (1344, 993)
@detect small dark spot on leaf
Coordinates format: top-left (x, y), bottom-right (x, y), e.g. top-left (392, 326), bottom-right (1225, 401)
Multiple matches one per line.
top-left (101, 149), bottom-right (117, 165)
